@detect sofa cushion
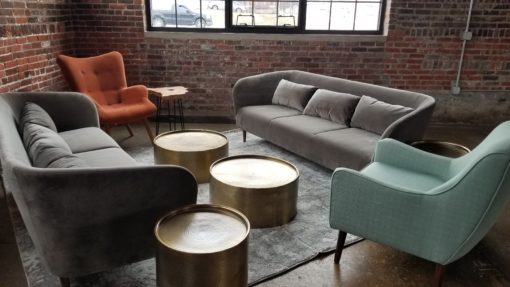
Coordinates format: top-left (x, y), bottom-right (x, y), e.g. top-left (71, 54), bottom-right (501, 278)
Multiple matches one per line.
top-left (23, 123), bottom-right (87, 168)
top-left (20, 102), bottom-right (58, 132)
top-left (75, 147), bottom-right (137, 167)
top-left (272, 79), bottom-right (317, 111)
top-left (268, 115), bottom-right (346, 159)
top-left (311, 128), bottom-right (380, 170)
top-left (59, 127), bottom-right (120, 153)
top-left (303, 89), bottom-right (360, 125)
top-left (237, 105), bottom-right (302, 139)
top-left (350, 95), bottom-right (414, 135)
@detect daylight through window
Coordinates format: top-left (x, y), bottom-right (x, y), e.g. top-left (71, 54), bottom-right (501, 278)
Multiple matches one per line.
top-left (147, 0), bottom-right (385, 34)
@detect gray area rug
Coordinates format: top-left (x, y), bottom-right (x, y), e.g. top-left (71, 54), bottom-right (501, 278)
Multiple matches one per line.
top-left (9, 130), bottom-right (361, 286)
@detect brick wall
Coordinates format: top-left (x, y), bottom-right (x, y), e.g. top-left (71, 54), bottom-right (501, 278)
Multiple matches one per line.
top-left (0, 0), bottom-right (74, 93)
top-left (1, 0), bottom-right (509, 124)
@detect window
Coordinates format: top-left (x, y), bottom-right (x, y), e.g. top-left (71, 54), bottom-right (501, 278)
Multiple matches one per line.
top-left (147, 0), bottom-right (385, 34)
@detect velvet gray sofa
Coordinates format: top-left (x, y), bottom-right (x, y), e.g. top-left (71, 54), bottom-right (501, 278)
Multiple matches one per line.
top-left (0, 92), bottom-right (197, 283)
top-left (233, 70), bottom-right (436, 170)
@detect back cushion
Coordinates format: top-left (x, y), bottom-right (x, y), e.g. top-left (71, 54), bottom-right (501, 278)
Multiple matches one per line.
top-left (351, 95), bottom-right (414, 135)
top-left (20, 102), bottom-right (88, 168)
top-left (20, 102), bottom-right (58, 132)
top-left (272, 79), bottom-right (317, 111)
top-left (303, 89), bottom-right (360, 125)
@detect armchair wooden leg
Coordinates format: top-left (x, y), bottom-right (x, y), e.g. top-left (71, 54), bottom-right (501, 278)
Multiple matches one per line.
top-left (143, 119), bottom-right (154, 142)
top-left (334, 231), bottom-right (347, 264)
top-left (242, 130), bottom-right (246, 142)
top-left (125, 124), bottom-right (134, 137)
top-left (59, 277), bottom-right (70, 287)
top-left (433, 264), bottom-right (446, 287)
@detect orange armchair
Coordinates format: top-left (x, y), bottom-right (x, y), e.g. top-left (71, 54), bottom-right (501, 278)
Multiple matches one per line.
top-left (57, 51), bottom-right (156, 140)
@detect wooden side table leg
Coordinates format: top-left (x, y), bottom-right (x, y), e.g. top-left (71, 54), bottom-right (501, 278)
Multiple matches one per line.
top-left (178, 98), bottom-right (184, 129)
top-left (156, 97), bottom-right (162, 135)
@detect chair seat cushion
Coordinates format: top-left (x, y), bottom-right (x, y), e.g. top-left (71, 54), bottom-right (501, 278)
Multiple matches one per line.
top-left (362, 162), bottom-right (445, 192)
top-left (237, 105), bottom-right (302, 138)
top-left (98, 100), bottom-right (156, 124)
top-left (59, 127), bottom-right (120, 153)
top-left (75, 147), bottom-right (137, 167)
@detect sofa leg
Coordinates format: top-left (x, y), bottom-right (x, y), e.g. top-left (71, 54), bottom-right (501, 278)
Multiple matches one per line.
top-left (125, 124), bottom-right (134, 137)
top-left (334, 231), bottom-right (347, 264)
top-left (59, 277), bottom-right (70, 287)
top-left (102, 123), bottom-right (111, 134)
top-left (433, 264), bottom-right (446, 287)
top-left (143, 119), bottom-right (154, 142)
top-left (242, 130), bottom-right (246, 142)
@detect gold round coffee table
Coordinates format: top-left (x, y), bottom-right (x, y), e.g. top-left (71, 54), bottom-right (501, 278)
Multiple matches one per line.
top-left (153, 130), bottom-right (228, 183)
top-left (210, 155), bottom-right (299, 228)
top-left (411, 140), bottom-right (470, 158)
top-left (155, 204), bottom-right (250, 287)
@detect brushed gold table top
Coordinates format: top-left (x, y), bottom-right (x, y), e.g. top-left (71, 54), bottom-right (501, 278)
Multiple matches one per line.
top-left (156, 207), bottom-right (249, 254)
top-left (210, 156), bottom-right (299, 189)
top-left (154, 130), bottom-right (228, 152)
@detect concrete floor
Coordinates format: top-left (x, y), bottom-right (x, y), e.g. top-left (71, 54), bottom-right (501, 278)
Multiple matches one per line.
top-left (1, 122), bottom-right (509, 287)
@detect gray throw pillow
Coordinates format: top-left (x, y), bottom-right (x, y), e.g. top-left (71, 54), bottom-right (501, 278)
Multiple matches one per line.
top-left (350, 95), bottom-right (414, 135)
top-left (23, 123), bottom-right (86, 168)
top-left (303, 89), bottom-right (360, 125)
top-left (20, 102), bottom-right (58, 132)
top-left (272, 79), bottom-right (317, 111)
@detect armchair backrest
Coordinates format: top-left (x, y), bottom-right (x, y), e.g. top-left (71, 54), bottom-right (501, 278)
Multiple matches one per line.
top-left (440, 121), bottom-right (510, 263)
top-left (57, 51), bottom-right (128, 106)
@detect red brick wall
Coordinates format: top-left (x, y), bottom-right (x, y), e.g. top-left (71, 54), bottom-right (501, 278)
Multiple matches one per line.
top-left (1, 0), bottom-right (509, 124)
top-left (0, 0), bottom-right (74, 93)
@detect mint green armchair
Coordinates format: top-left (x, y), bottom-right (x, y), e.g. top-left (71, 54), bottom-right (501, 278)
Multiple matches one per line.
top-left (330, 121), bottom-right (510, 287)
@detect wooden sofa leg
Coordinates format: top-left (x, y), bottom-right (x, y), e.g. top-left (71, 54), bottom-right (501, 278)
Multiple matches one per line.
top-left (242, 130), bottom-right (246, 142)
top-left (334, 231), bottom-right (347, 264)
top-left (59, 277), bottom-right (70, 287)
top-left (433, 264), bottom-right (446, 287)
top-left (126, 124), bottom-right (134, 137)
top-left (143, 119), bottom-right (154, 141)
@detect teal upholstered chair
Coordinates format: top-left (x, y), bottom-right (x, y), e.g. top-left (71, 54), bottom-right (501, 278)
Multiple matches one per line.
top-left (330, 121), bottom-right (510, 287)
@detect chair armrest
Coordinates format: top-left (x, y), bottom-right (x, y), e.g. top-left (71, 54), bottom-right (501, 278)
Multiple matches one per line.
top-left (373, 138), bottom-right (452, 178)
top-left (329, 168), bottom-right (449, 264)
top-left (119, 85), bottom-right (149, 104)
top-left (12, 164), bottom-right (197, 276)
top-left (232, 71), bottom-right (292, 114)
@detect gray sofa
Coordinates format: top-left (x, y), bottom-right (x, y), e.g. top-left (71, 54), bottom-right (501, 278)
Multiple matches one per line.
top-left (0, 92), bottom-right (197, 282)
top-left (233, 70), bottom-right (436, 170)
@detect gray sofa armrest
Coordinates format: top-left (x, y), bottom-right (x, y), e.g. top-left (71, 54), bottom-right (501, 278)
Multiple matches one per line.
top-left (12, 163), bottom-right (197, 277)
top-left (4, 92), bottom-right (99, 132)
top-left (232, 70), bottom-right (293, 114)
top-left (381, 96), bottom-right (436, 143)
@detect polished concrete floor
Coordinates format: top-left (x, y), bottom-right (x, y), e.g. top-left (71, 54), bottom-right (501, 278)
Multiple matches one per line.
top-left (1, 122), bottom-right (509, 287)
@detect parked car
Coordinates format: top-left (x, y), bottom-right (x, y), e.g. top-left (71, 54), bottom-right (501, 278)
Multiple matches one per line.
top-left (207, 1), bottom-right (247, 13)
top-left (151, 5), bottom-right (213, 27)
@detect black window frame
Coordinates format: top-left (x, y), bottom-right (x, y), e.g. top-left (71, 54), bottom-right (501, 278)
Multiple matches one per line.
top-left (145, 0), bottom-right (386, 35)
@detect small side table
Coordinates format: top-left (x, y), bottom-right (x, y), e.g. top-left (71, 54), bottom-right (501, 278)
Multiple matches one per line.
top-left (411, 140), bottom-right (471, 158)
top-left (148, 86), bottom-right (188, 135)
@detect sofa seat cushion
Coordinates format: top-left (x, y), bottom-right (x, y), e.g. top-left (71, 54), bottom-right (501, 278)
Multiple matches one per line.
top-left (59, 127), bottom-right (120, 153)
top-left (237, 105), bottom-right (302, 138)
top-left (268, 115), bottom-right (347, 158)
top-left (311, 128), bottom-right (380, 170)
top-left (362, 162), bottom-right (444, 192)
top-left (75, 147), bottom-right (137, 167)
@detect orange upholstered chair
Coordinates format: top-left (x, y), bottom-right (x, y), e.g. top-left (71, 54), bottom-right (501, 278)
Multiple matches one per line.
top-left (57, 51), bottom-right (156, 140)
